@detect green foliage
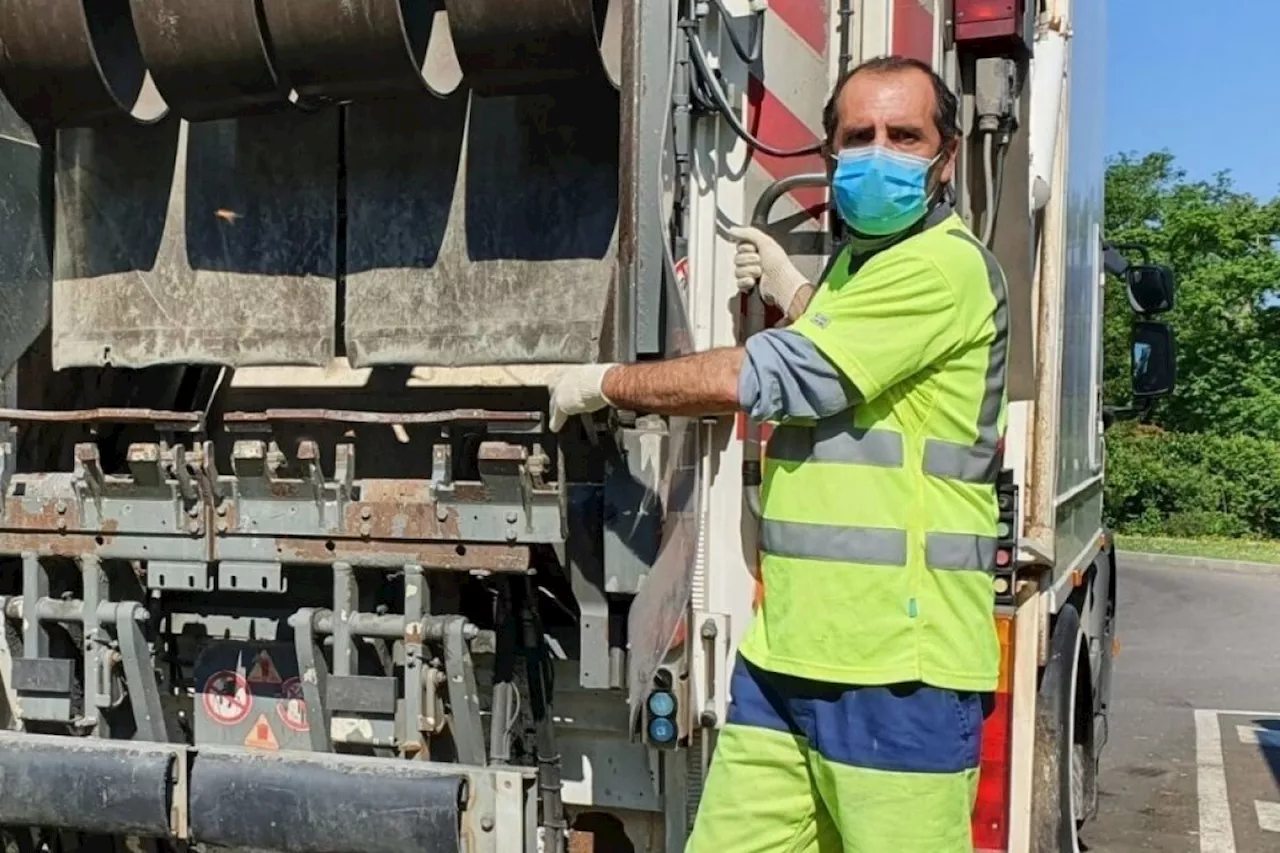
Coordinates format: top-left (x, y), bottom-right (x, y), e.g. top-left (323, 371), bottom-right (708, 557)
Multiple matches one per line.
top-left (1101, 153), bottom-right (1280, 538)
top-left (1104, 425), bottom-right (1280, 538)
top-left (1104, 152), bottom-right (1280, 437)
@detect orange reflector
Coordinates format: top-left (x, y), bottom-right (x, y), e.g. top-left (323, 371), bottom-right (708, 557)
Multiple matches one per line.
top-left (1112, 636), bottom-right (1121, 658)
top-left (993, 613), bottom-right (1013, 694)
top-left (972, 613), bottom-right (1015, 852)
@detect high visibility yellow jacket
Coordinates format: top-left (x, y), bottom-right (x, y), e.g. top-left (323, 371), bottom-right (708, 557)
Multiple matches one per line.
top-left (738, 210), bottom-right (1009, 692)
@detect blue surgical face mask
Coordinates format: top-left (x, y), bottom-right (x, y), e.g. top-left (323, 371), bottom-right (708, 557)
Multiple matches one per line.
top-left (831, 146), bottom-right (941, 236)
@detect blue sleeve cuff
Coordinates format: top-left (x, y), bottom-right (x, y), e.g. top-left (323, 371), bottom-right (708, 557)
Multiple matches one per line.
top-left (737, 329), bottom-right (859, 422)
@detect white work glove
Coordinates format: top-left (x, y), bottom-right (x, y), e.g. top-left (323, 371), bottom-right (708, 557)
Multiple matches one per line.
top-left (727, 226), bottom-right (810, 310)
top-left (548, 364), bottom-right (619, 432)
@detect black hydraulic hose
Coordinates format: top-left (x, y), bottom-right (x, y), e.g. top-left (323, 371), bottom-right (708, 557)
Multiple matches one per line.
top-left (521, 577), bottom-right (566, 853)
top-left (708, 0), bottom-right (763, 64)
top-left (685, 28), bottom-right (822, 158)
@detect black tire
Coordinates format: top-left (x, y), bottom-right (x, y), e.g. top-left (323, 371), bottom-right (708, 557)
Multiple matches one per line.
top-left (1031, 602), bottom-right (1083, 853)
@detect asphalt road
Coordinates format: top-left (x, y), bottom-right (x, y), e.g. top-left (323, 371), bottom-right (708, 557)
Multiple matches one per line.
top-left (1084, 559), bottom-right (1280, 853)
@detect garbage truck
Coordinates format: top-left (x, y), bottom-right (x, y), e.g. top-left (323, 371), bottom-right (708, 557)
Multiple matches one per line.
top-left (0, 1), bottom-right (1176, 851)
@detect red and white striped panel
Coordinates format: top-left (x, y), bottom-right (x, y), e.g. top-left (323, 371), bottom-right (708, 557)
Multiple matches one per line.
top-left (744, 0), bottom-right (832, 283)
top-left (744, 1), bottom-right (939, 282)
top-left (893, 0), bottom-right (937, 64)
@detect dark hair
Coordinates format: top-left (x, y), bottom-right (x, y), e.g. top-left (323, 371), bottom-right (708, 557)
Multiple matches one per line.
top-left (821, 55), bottom-right (960, 150)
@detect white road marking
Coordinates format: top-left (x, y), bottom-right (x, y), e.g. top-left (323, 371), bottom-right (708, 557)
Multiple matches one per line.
top-left (1255, 800), bottom-right (1280, 833)
top-left (1195, 709), bottom-right (1238, 853)
top-left (1236, 725), bottom-right (1280, 749)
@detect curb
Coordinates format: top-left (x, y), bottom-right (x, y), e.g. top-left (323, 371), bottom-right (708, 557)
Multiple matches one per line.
top-left (1118, 550), bottom-right (1280, 576)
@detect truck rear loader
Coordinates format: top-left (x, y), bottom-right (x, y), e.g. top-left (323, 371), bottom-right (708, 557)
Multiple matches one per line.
top-left (0, 1), bottom-right (1176, 851)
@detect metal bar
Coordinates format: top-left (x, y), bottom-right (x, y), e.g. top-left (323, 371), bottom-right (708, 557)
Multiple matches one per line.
top-left (488, 581), bottom-right (516, 765)
top-left (114, 603), bottom-right (171, 743)
top-left (303, 610), bottom-right (478, 642)
top-left (20, 553), bottom-right (46, 658)
top-left (222, 408), bottom-right (544, 427)
top-left (443, 617), bottom-right (486, 767)
top-left (80, 555), bottom-right (110, 734)
top-left (568, 534), bottom-right (610, 690)
top-left (403, 563), bottom-right (427, 753)
top-left (1, 598), bottom-right (149, 625)
top-left (0, 408), bottom-right (203, 428)
top-left (331, 562), bottom-right (358, 677)
top-left (750, 174), bottom-right (830, 228)
top-left (290, 607), bottom-right (334, 752)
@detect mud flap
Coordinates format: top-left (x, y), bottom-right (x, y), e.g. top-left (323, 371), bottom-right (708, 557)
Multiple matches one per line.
top-left (0, 732), bottom-right (180, 836)
top-left (189, 748), bottom-right (465, 853)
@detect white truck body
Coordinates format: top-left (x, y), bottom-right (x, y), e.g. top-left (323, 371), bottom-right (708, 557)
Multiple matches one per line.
top-left (0, 2), bottom-right (1158, 852)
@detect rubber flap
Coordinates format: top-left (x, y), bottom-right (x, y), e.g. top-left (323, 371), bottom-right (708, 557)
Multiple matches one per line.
top-left (189, 748), bottom-right (464, 853)
top-left (0, 732), bottom-right (177, 836)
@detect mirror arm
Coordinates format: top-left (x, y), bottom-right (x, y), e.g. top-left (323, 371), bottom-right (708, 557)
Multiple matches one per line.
top-left (1107, 241), bottom-right (1151, 265)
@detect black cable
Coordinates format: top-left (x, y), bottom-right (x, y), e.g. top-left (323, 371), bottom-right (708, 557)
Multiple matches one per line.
top-left (685, 28), bottom-right (823, 159)
top-left (709, 0), bottom-right (763, 64)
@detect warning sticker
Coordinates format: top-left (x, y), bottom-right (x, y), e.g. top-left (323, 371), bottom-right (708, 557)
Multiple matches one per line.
top-left (244, 714), bottom-right (280, 751)
top-left (246, 650), bottom-right (282, 685)
top-left (277, 677), bottom-right (309, 733)
top-left (670, 257), bottom-right (691, 294)
top-left (202, 670), bottom-right (251, 726)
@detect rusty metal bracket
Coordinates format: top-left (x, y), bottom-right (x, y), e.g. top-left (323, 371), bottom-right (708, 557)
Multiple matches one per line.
top-left (0, 408), bottom-right (204, 430)
top-left (443, 616), bottom-right (486, 767)
top-left (223, 408), bottom-right (544, 429)
top-left (115, 601), bottom-right (172, 743)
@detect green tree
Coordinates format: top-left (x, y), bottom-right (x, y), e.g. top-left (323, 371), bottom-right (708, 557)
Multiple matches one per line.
top-left (1103, 152), bottom-right (1280, 437)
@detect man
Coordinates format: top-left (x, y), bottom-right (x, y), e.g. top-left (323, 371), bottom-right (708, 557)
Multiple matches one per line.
top-left (549, 55), bottom-right (1007, 853)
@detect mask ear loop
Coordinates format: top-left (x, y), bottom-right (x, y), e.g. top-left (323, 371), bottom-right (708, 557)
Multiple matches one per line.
top-left (924, 144), bottom-right (954, 210)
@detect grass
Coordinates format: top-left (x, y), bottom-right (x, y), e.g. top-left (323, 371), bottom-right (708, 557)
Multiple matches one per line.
top-left (1116, 534), bottom-right (1280, 565)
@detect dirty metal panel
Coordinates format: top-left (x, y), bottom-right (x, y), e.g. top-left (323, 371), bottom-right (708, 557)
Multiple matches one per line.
top-left (0, 94), bottom-right (52, 378)
top-left (51, 110), bottom-right (338, 370)
top-left (343, 84), bottom-right (621, 367)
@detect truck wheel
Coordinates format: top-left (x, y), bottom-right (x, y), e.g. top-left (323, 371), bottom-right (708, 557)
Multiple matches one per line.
top-left (1031, 602), bottom-right (1083, 853)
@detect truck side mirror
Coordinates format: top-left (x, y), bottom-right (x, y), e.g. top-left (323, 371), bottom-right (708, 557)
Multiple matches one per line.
top-left (1126, 264), bottom-right (1175, 315)
top-left (1131, 320), bottom-right (1176, 398)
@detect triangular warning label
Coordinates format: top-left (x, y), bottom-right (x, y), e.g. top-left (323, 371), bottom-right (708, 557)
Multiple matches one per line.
top-left (244, 714), bottom-right (280, 751)
top-left (246, 650), bottom-right (281, 684)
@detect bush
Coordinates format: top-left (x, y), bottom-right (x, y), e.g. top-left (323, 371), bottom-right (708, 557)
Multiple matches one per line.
top-left (1104, 425), bottom-right (1280, 538)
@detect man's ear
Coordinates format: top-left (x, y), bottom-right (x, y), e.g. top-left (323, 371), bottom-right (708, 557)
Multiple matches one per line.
top-left (936, 138), bottom-right (959, 186)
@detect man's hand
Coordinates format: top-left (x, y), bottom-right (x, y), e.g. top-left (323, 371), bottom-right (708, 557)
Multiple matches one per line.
top-left (548, 364), bottom-right (618, 431)
top-left (727, 226), bottom-right (810, 311)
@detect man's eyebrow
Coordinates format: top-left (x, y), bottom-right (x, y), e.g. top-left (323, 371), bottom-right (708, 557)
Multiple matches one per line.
top-left (886, 122), bottom-right (927, 135)
top-left (841, 123), bottom-right (874, 137)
